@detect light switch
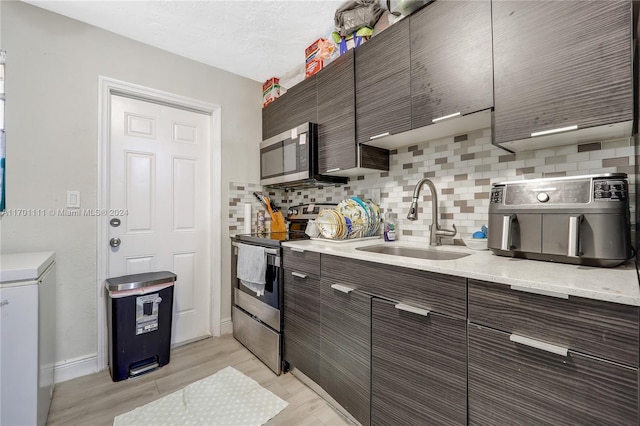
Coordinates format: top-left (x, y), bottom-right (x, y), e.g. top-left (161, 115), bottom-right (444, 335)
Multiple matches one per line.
top-left (66, 191), bottom-right (80, 208)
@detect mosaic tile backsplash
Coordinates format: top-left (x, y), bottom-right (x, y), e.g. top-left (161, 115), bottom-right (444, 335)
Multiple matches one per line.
top-left (230, 127), bottom-right (636, 244)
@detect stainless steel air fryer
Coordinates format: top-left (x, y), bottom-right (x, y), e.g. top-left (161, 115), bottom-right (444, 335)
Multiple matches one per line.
top-left (488, 173), bottom-right (632, 267)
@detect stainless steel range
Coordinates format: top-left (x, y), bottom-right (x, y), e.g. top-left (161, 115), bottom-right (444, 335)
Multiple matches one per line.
top-left (230, 203), bottom-right (334, 374)
top-left (488, 173), bottom-right (632, 267)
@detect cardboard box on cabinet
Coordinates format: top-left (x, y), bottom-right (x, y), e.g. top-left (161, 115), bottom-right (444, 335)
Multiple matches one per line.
top-left (262, 77), bottom-right (281, 107)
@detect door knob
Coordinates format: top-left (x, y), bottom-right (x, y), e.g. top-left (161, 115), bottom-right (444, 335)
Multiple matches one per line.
top-left (110, 237), bottom-right (121, 248)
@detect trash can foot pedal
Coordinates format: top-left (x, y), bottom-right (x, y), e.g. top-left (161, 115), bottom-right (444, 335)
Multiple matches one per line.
top-left (129, 357), bottom-right (160, 378)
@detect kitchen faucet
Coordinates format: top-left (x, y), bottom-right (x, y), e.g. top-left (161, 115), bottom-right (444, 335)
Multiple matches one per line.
top-left (407, 178), bottom-right (457, 246)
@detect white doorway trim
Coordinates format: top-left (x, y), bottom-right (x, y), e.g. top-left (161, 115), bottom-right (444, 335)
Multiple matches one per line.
top-left (96, 76), bottom-right (222, 371)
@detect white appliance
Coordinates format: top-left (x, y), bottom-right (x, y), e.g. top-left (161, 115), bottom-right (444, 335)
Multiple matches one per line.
top-left (0, 251), bottom-right (56, 426)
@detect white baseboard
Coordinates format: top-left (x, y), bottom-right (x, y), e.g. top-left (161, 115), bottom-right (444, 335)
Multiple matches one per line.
top-left (220, 316), bottom-right (233, 335)
top-left (54, 353), bottom-right (99, 384)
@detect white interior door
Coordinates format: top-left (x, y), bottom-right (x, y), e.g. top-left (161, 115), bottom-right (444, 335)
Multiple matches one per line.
top-left (109, 94), bottom-right (211, 345)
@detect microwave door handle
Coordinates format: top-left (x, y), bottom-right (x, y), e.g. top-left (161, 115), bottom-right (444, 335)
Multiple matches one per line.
top-left (567, 215), bottom-right (583, 257)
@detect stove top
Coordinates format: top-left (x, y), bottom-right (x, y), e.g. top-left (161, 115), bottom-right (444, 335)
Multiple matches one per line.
top-left (233, 231), bottom-right (309, 248)
top-left (232, 203), bottom-right (335, 248)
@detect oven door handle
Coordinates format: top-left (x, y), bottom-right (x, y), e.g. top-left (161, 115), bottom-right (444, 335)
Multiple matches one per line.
top-left (232, 241), bottom-right (280, 257)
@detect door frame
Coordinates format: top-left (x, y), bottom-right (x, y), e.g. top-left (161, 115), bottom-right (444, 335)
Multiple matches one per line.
top-left (96, 76), bottom-right (222, 370)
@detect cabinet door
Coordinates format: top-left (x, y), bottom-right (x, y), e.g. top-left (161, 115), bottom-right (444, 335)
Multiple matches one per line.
top-left (283, 269), bottom-right (321, 383)
top-left (285, 75), bottom-right (317, 130)
top-left (261, 102), bottom-right (271, 140)
top-left (411, 0), bottom-right (493, 128)
top-left (468, 279), bottom-right (639, 367)
top-left (283, 247), bottom-right (320, 276)
top-left (317, 49), bottom-right (357, 173)
top-left (356, 17), bottom-right (411, 144)
top-left (371, 298), bottom-right (467, 426)
top-left (492, 1), bottom-right (633, 145)
top-left (320, 283), bottom-right (371, 425)
top-left (0, 282), bottom-right (39, 426)
top-left (468, 324), bottom-right (638, 425)
top-left (322, 254), bottom-right (466, 319)
top-left (263, 95), bottom-right (288, 140)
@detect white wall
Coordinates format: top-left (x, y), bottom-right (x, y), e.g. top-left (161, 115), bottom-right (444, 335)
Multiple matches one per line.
top-left (0, 1), bottom-right (261, 376)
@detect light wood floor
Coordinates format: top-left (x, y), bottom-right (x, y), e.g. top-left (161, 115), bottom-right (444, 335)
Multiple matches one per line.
top-left (47, 334), bottom-right (351, 426)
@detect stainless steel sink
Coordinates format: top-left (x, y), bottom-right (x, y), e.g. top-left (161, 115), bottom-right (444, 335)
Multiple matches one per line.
top-left (356, 244), bottom-right (471, 261)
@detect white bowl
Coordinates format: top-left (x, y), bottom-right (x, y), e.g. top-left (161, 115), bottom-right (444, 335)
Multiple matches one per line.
top-left (463, 237), bottom-right (488, 250)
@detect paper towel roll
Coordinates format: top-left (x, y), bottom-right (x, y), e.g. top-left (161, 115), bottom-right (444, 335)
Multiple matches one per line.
top-left (243, 203), bottom-right (252, 234)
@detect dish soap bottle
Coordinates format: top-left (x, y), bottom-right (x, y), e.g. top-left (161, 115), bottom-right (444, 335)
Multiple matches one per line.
top-left (384, 209), bottom-right (396, 242)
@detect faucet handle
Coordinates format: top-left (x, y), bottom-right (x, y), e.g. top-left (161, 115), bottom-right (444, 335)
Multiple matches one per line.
top-left (435, 223), bottom-right (457, 238)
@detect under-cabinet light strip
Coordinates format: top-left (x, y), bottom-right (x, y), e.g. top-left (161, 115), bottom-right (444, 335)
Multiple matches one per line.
top-left (369, 132), bottom-right (390, 140)
top-left (531, 125), bottom-right (578, 137)
top-left (432, 111), bottom-right (461, 123)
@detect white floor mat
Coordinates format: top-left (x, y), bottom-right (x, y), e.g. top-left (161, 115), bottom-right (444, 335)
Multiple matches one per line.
top-left (113, 366), bottom-right (288, 426)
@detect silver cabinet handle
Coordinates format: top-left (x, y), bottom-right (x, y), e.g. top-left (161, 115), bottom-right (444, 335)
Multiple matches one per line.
top-left (501, 214), bottom-right (515, 251)
top-left (567, 215), bottom-right (583, 258)
top-left (290, 248), bottom-right (306, 253)
top-left (509, 334), bottom-right (568, 357)
top-left (531, 124), bottom-right (578, 137)
top-left (331, 284), bottom-right (354, 294)
top-left (291, 272), bottom-right (307, 279)
top-left (395, 303), bottom-right (430, 317)
top-left (510, 285), bottom-right (569, 299)
top-left (326, 168), bottom-right (341, 173)
top-left (432, 111), bottom-right (461, 123)
top-left (369, 132), bottom-right (390, 140)
top-left (110, 237), bottom-right (121, 248)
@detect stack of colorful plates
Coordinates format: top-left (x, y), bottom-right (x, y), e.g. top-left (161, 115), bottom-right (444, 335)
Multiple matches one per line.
top-left (316, 198), bottom-right (382, 240)
top-left (337, 198), bottom-right (368, 238)
top-left (317, 208), bottom-right (348, 239)
top-left (363, 199), bottom-right (381, 237)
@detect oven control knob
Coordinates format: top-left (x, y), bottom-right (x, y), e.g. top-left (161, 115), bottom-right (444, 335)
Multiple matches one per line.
top-left (288, 209), bottom-right (298, 216)
top-left (537, 192), bottom-right (550, 203)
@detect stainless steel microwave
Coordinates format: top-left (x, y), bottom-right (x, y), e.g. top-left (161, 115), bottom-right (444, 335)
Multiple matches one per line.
top-left (260, 122), bottom-right (347, 189)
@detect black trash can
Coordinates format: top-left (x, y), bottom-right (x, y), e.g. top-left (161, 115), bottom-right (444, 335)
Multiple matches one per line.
top-left (105, 271), bottom-right (177, 382)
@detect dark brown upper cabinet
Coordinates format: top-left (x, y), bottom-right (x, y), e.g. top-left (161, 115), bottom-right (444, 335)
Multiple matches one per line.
top-left (355, 16), bottom-right (412, 144)
top-left (262, 94), bottom-right (288, 140)
top-left (261, 75), bottom-right (317, 140)
top-left (317, 49), bottom-right (389, 175)
top-left (317, 49), bottom-right (358, 173)
top-left (284, 74), bottom-right (318, 130)
top-left (492, 1), bottom-right (634, 151)
top-left (410, 0), bottom-right (493, 128)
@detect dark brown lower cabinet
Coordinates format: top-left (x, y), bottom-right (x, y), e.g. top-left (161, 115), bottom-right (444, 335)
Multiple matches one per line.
top-left (320, 284), bottom-right (371, 426)
top-left (468, 324), bottom-right (639, 425)
top-left (371, 298), bottom-right (467, 426)
top-left (283, 270), bottom-right (322, 384)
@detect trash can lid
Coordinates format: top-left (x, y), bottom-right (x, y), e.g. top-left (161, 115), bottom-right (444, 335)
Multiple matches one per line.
top-left (105, 271), bottom-right (177, 292)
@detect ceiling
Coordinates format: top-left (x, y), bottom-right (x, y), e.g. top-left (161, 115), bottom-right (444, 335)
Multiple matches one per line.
top-left (23, 0), bottom-right (345, 84)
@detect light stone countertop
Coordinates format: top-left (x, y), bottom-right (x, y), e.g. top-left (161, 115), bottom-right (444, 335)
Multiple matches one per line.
top-left (282, 238), bottom-right (640, 306)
